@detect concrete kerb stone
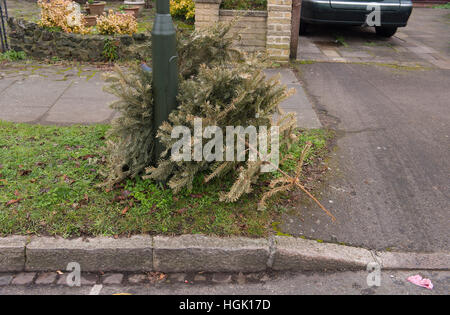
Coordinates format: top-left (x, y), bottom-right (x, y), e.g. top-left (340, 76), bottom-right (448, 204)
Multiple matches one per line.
top-left (0, 235), bottom-right (448, 273)
top-left (374, 251), bottom-right (450, 271)
top-left (271, 236), bottom-right (376, 271)
top-left (0, 236), bottom-right (27, 272)
top-left (25, 235), bottom-right (153, 272)
top-left (153, 235), bottom-right (270, 272)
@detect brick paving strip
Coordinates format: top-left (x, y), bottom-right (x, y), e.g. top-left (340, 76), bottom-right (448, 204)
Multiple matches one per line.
top-left (0, 235), bottom-right (448, 277)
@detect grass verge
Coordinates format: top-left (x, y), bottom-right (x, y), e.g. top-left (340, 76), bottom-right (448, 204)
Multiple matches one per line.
top-left (0, 121), bottom-right (333, 238)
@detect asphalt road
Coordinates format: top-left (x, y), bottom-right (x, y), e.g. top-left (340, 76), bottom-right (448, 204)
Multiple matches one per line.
top-left (1, 270), bottom-right (447, 295)
top-left (281, 62), bottom-right (450, 253)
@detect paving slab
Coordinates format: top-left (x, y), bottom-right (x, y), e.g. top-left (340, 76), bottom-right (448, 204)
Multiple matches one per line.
top-left (296, 8), bottom-right (449, 69)
top-left (0, 78), bottom-right (71, 109)
top-left (0, 274), bottom-right (13, 286)
top-left (265, 69), bottom-right (322, 129)
top-left (0, 77), bottom-right (16, 94)
top-left (35, 272), bottom-right (58, 285)
top-left (102, 273), bottom-right (124, 285)
top-left (11, 272), bottom-right (36, 285)
top-left (44, 79), bottom-right (115, 124)
top-left (0, 105), bottom-right (49, 123)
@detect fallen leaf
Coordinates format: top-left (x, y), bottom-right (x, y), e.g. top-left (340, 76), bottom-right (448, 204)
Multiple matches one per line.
top-left (56, 270), bottom-right (64, 275)
top-left (121, 190), bottom-right (131, 198)
top-left (149, 204), bottom-right (158, 214)
top-left (121, 206), bottom-right (129, 215)
top-left (79, 154), bottom-right (96, 160)
top-left (6, 198), bottom-right (22, 206)
top-left (14, 190), bottom-right (20, 197)
top-left (18, 169), bottom-right (32, 176)
top-left (35, 162), bottom-right (46, 168)
top-left (113, 195), bottom-right (126, 202)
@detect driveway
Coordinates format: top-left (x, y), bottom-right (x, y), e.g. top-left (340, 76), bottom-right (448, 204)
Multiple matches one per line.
top-left (297, 8), bottom-right (450, 70)
top-left (281, 8), bottom-right (450, 253)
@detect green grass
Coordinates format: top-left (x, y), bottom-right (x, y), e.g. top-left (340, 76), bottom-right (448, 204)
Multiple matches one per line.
top-left (433, 3), bottom-right (450, 9)
top-left (334, 35), bottom-right (348, 47)
top-left (0, 121), bottom-right (332, 238)
top-left (279, 129), bottom-right (331, 175)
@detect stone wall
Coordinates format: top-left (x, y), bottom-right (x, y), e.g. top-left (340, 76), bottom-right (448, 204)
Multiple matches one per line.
top-left (7, 18), bottom-right (151, 62)
top-left (195, 0), bottom-right (293, 63)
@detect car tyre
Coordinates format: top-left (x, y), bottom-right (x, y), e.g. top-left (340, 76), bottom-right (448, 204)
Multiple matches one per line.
top-left (299, 18), bottom-right (308, 36)
top-left (375, 26), bottom-right (398, 37)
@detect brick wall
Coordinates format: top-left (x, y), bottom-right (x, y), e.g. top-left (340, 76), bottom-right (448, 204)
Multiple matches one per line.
top-left (219, 10), bottom-right (267, 52)
top-left (195, 0), bottom-right (222, 29)
top-left (267, 0), bottom-right (292, 63)
top-left (194, 0), bottom-right (293, 63)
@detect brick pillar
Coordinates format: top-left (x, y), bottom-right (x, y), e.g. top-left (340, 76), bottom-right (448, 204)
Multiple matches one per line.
top-left (267, 0), bottom-right (292, 63)
top-left (195, 0), bottom-right (222, 30)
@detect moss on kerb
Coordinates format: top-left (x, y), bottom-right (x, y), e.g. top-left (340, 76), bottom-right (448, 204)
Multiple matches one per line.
top-left (7, 17), bottom-right (151, 62)
top-left (272, 222), bottom-right (292, 237)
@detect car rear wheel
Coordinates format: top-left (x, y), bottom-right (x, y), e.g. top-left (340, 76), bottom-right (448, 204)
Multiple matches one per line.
top-left (299, 19), bottom-right (308, 36)
top-left (375, 26), bottom-right (398, 38)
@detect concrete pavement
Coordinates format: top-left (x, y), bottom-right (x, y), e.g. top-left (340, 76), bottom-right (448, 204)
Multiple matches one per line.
top-left (0, 63), bottom-right (117, 124)
top-left (0, 63), bottom-right (321, 129)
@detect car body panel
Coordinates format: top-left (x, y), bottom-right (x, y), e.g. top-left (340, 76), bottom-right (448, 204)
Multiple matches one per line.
top-left (301, 0), bottom-right (413, 27)
top-left (330, 0), bottom-right (400, 11)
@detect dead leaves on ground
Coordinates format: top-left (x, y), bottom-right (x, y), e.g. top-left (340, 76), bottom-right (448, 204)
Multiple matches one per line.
top-left (18, 169), bottom-right (32, 176)
top-left (5, 198), bottom-right (22, 206)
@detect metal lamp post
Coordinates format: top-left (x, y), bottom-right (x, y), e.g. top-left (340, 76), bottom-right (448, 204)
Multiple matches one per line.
top-left (152, 0), bottom-right (178, 161)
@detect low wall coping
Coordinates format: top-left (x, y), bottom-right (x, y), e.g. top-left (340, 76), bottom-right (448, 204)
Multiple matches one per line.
top-left (219, 9), bottom-right (268, 17)
top-left (195, 0), bottom-right (222, 4)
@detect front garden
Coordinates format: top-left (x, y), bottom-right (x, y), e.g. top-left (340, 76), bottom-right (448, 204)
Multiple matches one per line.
top-left (0, 0), bottom-right (335, 239)
top-left (0, 121), bottom-right (332, 237)
top-left (5, 0), bottom-right (194, 62)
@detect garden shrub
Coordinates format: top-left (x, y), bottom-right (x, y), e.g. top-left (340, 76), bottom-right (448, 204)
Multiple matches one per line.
top-left (170, 0), bottom-right (195, 21)
top-left (38, 0), bottom-right (91, 34)
top-left (0, 50), bottom-right (27, 62)
top-left (97, 10), bottom-right (138, 35)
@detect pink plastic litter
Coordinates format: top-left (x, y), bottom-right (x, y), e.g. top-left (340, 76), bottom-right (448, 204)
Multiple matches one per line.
top-left (407, 275), bottom-right (433, 290)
